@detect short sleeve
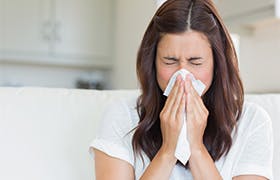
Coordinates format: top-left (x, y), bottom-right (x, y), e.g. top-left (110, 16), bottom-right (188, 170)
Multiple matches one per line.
top-left (89, 98), bottom-right (135, 166)
top-left (233, 107), bottom-right (273, 179)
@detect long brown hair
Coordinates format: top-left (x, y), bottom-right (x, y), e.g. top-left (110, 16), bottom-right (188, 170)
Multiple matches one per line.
top-left (133, 0), bottom-right (244, 166)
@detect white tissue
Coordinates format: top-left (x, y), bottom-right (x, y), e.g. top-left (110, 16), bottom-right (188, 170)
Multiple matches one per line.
top-left (163, 69), bottom-right (205, 96)
top-left (163, 69), bottom-right (206, 165)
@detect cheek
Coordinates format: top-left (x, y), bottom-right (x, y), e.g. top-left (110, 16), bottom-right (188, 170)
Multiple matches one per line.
top-left (156, 66), bottom-right (175, 91)
top-left (194, 68), bottom-right (213, 93)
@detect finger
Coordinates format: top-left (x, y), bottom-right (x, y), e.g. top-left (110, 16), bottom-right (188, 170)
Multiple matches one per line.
top-left (163, 76), bottom-right (182, 112)
top-left (189, 81), bottom-right (208, 115)
top-left (186, 91), bottom-right (195, 115)
top-left (186, 92), bottom-right (196, 125)
top-left (184, 75), bottom-right (207, 113)
top-left (183, 76), bottom-right (191, 110)
top-left (188, 79), bottom-right (203, 107)
top-left (188, 89), bottom-right (206, 122)
top-left (184, 75), bottom-right (207, 117)
top-left (184, 75), bottom-right (197, 97)
top-left (187, 86), bottom-right (209, 127)
top-left (190, 95), bottom-right (204, 121)
top-left (184, 75), bottom-right (192, 94)
top-left (170, 81), bottom-right (184, 119)
top-left (176, 92), bottom-right (186, 124)
top-left (186, 92), bottom-right (203, 130)
top-left (189, 81), bottom-right (201, 100)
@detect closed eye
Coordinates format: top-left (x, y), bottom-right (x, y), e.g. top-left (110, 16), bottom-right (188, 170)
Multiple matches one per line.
top-left (188, 57), bottom-right (203, 65)
top-left (163, 57), bottom-right (179, 65)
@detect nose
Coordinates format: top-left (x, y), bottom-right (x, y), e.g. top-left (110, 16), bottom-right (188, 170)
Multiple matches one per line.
top-left (177, 61), bottom-right (194, 75)
top-left (178, 60), bottom-right (188, 71)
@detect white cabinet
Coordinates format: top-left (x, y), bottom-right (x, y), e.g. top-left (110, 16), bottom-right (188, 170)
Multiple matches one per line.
top-left (54, 0), bottom-right (112, 58)
top-left (3, 0), bottom-right (49, 54)
top-left (0, 0), bottom-right (113, 68)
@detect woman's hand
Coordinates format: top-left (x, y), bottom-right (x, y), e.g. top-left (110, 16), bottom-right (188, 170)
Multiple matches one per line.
top-left (140, 77), bottom-right (186, 180)
top-left (184, 76), bottom-right (223, 179)
top-left (159, 76), bottom-right (186, 156)
top-left (184, 75), bottom-right (209, 152)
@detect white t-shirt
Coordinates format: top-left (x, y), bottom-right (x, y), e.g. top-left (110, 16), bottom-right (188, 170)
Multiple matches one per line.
top-left (89, 96), bottom-right (273, 180)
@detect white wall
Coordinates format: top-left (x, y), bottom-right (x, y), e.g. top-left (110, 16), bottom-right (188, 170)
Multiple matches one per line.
top-left (111, 0), bottom-right (157, 89)
top-left (239, 20), bottom-right (280, 93)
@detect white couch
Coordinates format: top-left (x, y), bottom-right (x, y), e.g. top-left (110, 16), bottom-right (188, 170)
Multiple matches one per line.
top-left (0, 87), bottom-right (279, 180)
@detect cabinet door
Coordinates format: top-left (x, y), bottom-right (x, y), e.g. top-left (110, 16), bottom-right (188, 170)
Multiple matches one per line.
top-left (54, 0), bottom-right (113, 59)
top-left (3, 0), bottom-right (50, 56)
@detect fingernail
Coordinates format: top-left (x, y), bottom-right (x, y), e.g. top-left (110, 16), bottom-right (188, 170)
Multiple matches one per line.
top-left (179, 75), bottom-right (183, 81)
top-left (186, 80), bottom-right (190, 89)
top-left (186, 74), bottom-right (191, 81)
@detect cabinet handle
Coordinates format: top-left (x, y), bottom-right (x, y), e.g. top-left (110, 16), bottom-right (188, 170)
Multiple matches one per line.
top-left (42, 21), bottom-right (52, 41)
top-left (53, 22), bottom-right (61, 42)
top-left (42, 21), bottom-right (61, 42)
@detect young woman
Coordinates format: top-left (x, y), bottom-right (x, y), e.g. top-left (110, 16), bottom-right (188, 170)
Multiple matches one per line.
top-left (90, 0), bottom-right (273, 179)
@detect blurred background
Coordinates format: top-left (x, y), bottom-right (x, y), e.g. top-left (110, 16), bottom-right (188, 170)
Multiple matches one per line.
top-left (0, 0), bottom-right (279, 93)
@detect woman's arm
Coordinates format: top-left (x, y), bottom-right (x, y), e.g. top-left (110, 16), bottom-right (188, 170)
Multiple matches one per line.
top-left (184, 77), bottom-right (222, 179)
top-left (140, 76), bottom-right (186, 179)
top-left (188, 144), bottom-right (222, 179)
top-left (139, 147), bottom-right (177, 180)
top-left (188, 145), bottom-right (268, 180)
top-left (94, 149), bottom-right (135, 180)
top-left (94, 147), bottom-right (178, 180)
top-left (233, 175), bottom-right (268, 180)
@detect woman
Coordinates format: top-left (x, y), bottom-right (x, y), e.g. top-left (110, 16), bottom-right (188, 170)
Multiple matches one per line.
top-left (90, 0), bottom-right (273, 179)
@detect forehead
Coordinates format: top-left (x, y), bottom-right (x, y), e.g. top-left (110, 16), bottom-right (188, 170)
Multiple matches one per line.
top-left (157, 31), bottom-right (212, 55)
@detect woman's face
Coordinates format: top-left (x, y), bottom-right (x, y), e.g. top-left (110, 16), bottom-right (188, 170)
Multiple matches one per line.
top-left (156, 31), bottom-right (214, 95)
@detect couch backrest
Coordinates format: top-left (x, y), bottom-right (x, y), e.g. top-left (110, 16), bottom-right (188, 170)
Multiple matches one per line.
top-left (0, 87), bottom-right (138, 180)
top-left (0, 87), bottom-right (278, 179)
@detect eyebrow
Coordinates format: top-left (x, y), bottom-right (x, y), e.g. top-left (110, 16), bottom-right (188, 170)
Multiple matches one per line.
top-left (163, 56), bottom-right (203, 61)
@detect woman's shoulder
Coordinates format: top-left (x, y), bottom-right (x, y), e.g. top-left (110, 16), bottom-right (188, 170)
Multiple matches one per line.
top-left (91, 95), bottom-right (140, 167)
top-left (104, 95), bottom-right (139, 128)
top-left (225, 101), bottom-right (274, 179)
top-left (237, 101), bottom-right (272, 133)
top-left (242, 101), bottom-right (271, 121)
